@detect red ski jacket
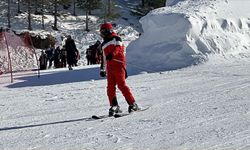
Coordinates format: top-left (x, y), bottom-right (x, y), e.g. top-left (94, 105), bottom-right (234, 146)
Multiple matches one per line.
top-left (100, 34), bottom-right (126, 72)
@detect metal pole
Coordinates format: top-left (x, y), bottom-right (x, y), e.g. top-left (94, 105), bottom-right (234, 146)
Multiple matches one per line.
top-left (3, 31), bottom-right (13, 83)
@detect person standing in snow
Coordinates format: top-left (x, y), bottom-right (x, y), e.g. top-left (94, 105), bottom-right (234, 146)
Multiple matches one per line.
top-left (65, 35), bottom-right (78, 70)
top-left (99, 22), bottom-right (139, 116)
top-left (45, 45), bottom-right (54, 69)
top-left (74, 49), bottom-right (80, 66)
top-left (91, 40), bottom-right (101, 64)
top-left (94, 40), bottom-right (102, 64)
top-left (60, 45), bottom-right (67, 68)
top-left (39, 50), bottom-right (47, 70)
top-left (53, 46), bottom-right (59, 68)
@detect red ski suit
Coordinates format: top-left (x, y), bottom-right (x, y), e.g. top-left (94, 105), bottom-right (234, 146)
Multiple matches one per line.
top-left (101, 33), bottom-right (135, 106)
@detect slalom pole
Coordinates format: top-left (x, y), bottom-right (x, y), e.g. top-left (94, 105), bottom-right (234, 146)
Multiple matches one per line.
top-left (3, 31), bottom-right (13, 83)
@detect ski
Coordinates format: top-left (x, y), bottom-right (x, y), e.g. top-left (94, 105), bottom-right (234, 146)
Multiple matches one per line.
top-left (91, 114), bottom-right (111, 120)
top-left (114, 106), bottom-right (150, 118)
top-left (92, 105), bottom-right (151, 120)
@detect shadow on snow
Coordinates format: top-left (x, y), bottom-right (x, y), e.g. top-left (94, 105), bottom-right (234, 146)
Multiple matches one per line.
top-left (6, 67), bottom-right (103, 88)
top-left (0, 116), bottom-right (97, 131)
top-left (6, 66), bottom-right (145, 88)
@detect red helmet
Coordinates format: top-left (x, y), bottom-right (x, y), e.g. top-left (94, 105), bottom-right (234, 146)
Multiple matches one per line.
top-left (100, 23), bottom-right (113, 37)
top-left (100, 23), bottom-right (113, 30)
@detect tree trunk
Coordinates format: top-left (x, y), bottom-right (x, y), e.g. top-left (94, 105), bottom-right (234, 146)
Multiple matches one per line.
top-left (108, 0), bottom-right (111, 17)
top-left (85, 0), bottom-right (90, 31)
top-left (7, 0), bottom-right (11, 28)
top-left (42, 0), bottom-right (45, 29)
top-left (73, 0), bottom-right (76, 16)
top-left (142, 0), bottom-right (145, 7)
top-left (34, 0), bottom-right (38, 13)
top-left (53, 0), bottom-right (58, 30)
top-left (28, 0), bottom-right (32, 30)
top-left (17, 0), bottom-right (21, 13)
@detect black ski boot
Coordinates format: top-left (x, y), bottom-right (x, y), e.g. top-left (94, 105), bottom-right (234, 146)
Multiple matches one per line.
top-left (128, 103), bottom-right (140, 113)
top-left (109, 106), bottom-right (122, 116)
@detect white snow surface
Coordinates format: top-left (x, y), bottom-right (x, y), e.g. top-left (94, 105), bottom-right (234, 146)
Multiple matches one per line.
top-left (0, 0), bottom-right (250, 149)
top-left (0, 61), bottom-right (250, 150)
top-left (127, 0), bottom-right (250, 72)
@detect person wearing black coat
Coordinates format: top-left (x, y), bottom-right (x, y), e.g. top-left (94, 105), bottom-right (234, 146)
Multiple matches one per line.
top-left (39, 50), bottom-right (47, 70)
top-left (65, 35), bottom-right (78, 70)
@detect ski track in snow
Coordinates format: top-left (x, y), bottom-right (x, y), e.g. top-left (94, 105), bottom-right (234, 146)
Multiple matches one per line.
top-left (0, 62), bottom-right (250, 150)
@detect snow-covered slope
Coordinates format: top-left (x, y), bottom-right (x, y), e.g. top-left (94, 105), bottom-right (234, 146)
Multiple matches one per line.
top-left (0, 0), bottom-right (250, 149)
top-left (127, 0), bottom-right (250, 72)
top-left (0, 61), bottom-right (250, 150)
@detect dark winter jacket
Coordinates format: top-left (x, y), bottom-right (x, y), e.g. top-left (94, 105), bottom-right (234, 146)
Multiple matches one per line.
top-left (65, 38), bottom-right (77, 65)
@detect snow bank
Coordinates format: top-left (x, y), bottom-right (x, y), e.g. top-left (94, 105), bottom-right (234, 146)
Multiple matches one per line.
top-left (127, 0), bottom-right (250, 72)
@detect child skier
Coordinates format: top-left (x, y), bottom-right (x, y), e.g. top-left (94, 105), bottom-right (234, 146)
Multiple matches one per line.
top-left (99, 23), bottom-right (139, 116)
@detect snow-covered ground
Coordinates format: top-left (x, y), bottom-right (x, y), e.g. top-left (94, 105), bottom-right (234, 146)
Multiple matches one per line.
top-left (0, 61), bottom-right (250, 150)
top-left (0, 0), bottom-right (250, 149)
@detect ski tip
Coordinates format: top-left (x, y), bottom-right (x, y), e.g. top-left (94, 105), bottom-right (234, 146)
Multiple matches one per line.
top-left (91, 115), bottom-right (110, 120)
top-left (91, 115), bottom-right (100, 119)
top-left (114, 113), bottom-right (129, 118)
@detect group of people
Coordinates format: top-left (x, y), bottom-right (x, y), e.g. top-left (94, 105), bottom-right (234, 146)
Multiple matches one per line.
top-left (85, 40), bottom-right (101, 65)
top-left (39, 35), bottom-right (79, 70)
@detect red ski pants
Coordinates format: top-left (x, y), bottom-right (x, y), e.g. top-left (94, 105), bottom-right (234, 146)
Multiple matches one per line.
top-left (106, 67), bottom-right (135, 106)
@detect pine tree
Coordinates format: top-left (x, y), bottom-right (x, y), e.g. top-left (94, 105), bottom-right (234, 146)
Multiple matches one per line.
top-left (102, 0), bottom-right (119, 22)
top-left (77, 0), bottom-right (101, 31)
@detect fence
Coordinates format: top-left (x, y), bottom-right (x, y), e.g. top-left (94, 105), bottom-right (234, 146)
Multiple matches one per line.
top-left (0, 30), bottom-right (39, 83)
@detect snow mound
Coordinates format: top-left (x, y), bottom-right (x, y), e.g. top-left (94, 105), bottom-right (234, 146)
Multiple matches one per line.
top-left (127, 0), bottom-right (250, 72)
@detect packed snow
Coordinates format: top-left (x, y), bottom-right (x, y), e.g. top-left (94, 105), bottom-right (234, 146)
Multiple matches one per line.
top-left (127, 0), bottom-right (250, 72)
top-left (0, 0), bottom-right (250, 149)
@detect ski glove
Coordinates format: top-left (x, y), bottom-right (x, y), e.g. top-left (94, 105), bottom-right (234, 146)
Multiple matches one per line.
top-left (124, 68), bottom-right (128, 79)
top-left (100, 71), bottom-right (106, 77)
top-left (106, 53), bottom-right (113, 61)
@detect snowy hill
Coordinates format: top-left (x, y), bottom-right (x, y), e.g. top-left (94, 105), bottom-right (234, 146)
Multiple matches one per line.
top-left (127, 0), bottom-right (250, 72)
top-left (0, 0), bottom-right (250, 149)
